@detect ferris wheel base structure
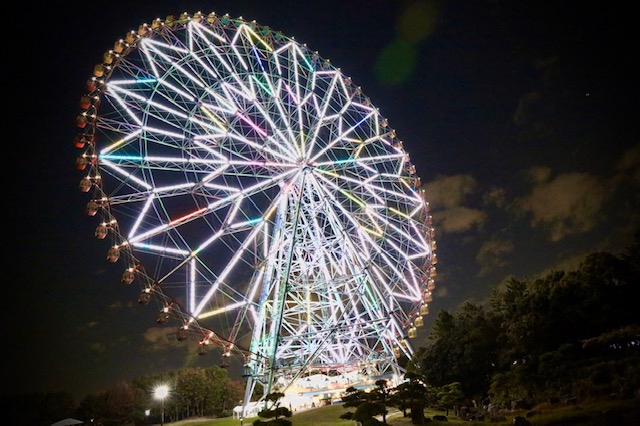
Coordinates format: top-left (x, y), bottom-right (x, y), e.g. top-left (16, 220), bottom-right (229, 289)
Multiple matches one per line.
top-left (72, 10), bottom-right (438, 412)
top-left (237, 369), bottom-right (392, 417)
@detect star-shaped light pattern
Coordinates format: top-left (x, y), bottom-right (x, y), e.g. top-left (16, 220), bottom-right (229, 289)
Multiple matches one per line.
top-left (74, 11), bottom-right (436, 394)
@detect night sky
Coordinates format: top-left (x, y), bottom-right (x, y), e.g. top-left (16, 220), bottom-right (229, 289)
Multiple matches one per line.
top-left (6, 0), bottom-right (637, 401)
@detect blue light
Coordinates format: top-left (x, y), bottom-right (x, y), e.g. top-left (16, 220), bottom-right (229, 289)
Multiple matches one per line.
top-left (136, 78), bottom-right (157, 84)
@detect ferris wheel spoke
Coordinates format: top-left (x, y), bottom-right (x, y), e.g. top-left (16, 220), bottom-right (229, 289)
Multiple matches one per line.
top-left (311, 173), bottom-right (421, 305)
top-left (304, 178), bottom-right (396, 317)
top-left (75, 11), bottom-right (436, 398)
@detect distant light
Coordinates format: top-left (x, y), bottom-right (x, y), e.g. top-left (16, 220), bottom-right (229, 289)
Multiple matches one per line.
top-left (154, 384), bottom-right (170, 400)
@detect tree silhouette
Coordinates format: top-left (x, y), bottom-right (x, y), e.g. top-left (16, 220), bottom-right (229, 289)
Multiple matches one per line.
top-left (254, 392), bottom-right (292, 426)
top-left (390, 371), bottom-right (431, 424)
top-left (340, 382), bottom-right (388, 425)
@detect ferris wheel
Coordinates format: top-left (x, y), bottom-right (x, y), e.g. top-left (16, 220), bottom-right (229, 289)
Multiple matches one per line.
top-left (74, 11), bottom-right (437, 403)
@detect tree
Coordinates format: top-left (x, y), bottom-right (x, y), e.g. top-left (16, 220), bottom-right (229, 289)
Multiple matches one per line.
top-left (419, 303), bottom-right (499, 400)
top-left (176, 367), bottom-right (207, 417)
top-left (254, 392), bottom-right (292, 426)
top-left (340, 382), bottom-right (389, 425)
top-left (435, 382), bottom-right (464, 416)
top-left (352, 401), bottom-right (386, 425)
top-left (204, 365), bottom-right (242, 416)
top-left (74, 382), bottom-right (147, 426)
top-left (390, 372), bottom-right (431, 424)
top-left (486, 242), bottom-right (640, 404)
top-left (76, 392), bottom-right (109, 425)
top-left (370, 379), bottom-right (391, 424)
top-left (103, 381), bottom-right (145, 425)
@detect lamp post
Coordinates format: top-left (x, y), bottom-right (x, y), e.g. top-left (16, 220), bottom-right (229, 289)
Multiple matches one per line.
top-left (154, 384), bottom-right (170, 426)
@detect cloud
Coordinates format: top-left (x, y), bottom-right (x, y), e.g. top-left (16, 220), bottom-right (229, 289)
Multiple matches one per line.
top-left (108, 300), bottom-right (133, 310)
top-left (518, 169), bottom-right (608, 242)
top-left (434, 283), bottom-right (448, 299)
top-left (615, 143), bottom-right (640, 186)
top-left (483, 186), bottom-right (507, 208)
top-left (78, 321), bottom-right (99, 331)
top-left (142, 327), bottom-right (178, 351)
top-left (513, 90), bottom-right (544, 125)
top-left (525, 166), bottom-right (552, 184)
top-left (426, 174), bottom-right (487, 233)
top-left (427, 174), bottom-right (477, 208)
top-left (476, 238), bottom-right (514, 276)
top-left (541, 250), bottom-right (589, 277)
top-left (437, 207), bottom-right (487, 233)
top-left (140, 327), bottom-right (204, 357)
top-left (90, 342), bottom-right (107, 353)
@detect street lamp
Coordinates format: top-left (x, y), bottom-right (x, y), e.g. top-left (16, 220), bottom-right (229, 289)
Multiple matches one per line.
top-left (154, 384), bottom-right (170, 426)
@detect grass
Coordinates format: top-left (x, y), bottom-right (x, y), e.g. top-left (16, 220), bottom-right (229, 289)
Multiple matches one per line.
top-left (170, 397), bottom-right (640, 426)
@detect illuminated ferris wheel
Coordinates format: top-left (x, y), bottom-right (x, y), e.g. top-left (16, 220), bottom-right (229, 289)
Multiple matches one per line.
top-left (73, 11), bottom-right (437, 402)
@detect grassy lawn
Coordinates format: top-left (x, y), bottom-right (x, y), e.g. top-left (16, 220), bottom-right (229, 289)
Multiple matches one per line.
top-left (171, 397), bottom-right (640, 426)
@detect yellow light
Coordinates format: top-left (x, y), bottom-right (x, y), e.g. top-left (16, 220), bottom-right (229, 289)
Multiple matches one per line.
top-left (389, 207), bottom-right (412, 221)
top-left (200, 105), bottom-right (227, 131)
top-left (339, 188), bottom-right (366, 208)
top-left (242, 24), bottom-right (273, 51)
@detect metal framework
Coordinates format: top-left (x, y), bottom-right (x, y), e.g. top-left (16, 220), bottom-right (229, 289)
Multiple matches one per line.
top-left (73, 11), bottom-right (437, 412)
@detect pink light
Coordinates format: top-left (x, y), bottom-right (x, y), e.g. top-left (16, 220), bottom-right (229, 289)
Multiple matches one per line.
top-left (284, 83), bottom-right (298, 105)
top-left (237, 112), bottom-right (267, 137)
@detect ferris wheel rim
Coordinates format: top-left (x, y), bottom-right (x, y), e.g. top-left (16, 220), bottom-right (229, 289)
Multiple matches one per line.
top-left (74, 10), bottom-right (437, 381)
